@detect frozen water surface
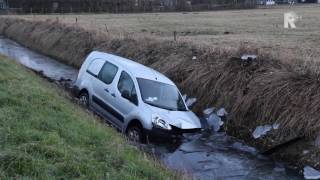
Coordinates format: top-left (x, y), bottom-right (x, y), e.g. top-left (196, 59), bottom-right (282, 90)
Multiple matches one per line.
top-left (159, 133), bottom-right (302, 180)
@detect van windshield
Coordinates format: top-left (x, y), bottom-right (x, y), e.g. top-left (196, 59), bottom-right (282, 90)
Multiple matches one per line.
top-left (137, 78), bottom-right (187, 111)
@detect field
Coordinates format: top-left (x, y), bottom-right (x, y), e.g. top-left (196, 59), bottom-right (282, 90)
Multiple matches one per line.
top-left (16, 4), bottom-right (320, 64)
top-left (0, 56), bottom-right (175, 179)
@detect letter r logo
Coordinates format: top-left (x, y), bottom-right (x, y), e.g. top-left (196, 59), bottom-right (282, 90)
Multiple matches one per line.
top-left (284, 12), bottom-right (298, 29)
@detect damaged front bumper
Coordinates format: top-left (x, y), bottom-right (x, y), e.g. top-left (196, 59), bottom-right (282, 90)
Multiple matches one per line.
top-left (145, 125), bottom-right (201, 139)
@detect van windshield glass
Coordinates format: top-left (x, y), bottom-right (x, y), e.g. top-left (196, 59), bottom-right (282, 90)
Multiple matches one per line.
top-left (137, 78), bottom-right (187, 111)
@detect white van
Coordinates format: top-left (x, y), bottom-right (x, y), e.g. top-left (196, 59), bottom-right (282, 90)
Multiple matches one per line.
top-left (74, 51), bottom-right (201, 142)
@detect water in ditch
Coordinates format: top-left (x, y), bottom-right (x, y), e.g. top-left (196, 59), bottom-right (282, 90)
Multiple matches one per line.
top-left (0, 37), bottom-right (78, 82)
top-left (0, 37), bottom-right (303, 180)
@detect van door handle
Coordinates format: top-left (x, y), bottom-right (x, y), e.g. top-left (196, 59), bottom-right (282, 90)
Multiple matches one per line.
top-left (104, 88), bottom-right (109, 93)
top-left (111, 93), bottom-right (116, 98)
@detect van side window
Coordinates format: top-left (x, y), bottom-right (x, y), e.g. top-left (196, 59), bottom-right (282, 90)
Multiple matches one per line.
top-left (98, 61), bottom-right (118, 84)
top-left (118, 71), bottom-right (138, 105)
top-left (87, 59), bottom-right (106, 77)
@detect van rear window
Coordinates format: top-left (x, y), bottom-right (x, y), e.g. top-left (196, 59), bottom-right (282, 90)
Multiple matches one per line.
top-left (98, 61), bottom-right (118, 84)
top-left (87, 59), bottom-right (106, 76)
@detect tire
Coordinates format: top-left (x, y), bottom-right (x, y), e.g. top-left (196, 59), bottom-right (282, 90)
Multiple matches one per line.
top-left (127, 126), bottom-right (145, 143)
top-left (79, 91), bottom-right (89, 107)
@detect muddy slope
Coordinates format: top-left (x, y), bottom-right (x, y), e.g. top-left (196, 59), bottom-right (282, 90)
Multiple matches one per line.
top-left (1, 17), bottom-right (320, 169)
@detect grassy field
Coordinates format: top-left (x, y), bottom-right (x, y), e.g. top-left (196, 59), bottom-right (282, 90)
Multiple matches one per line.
top-left (15, 4), bottom-right (320, 64)
top-left (0, 56), bottom-right (175, 179)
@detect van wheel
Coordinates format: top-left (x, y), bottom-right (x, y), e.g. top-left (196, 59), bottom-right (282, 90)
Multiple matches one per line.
top-left (127, 126), bottom-right (144, 143)
top-left (79, 91), bottom-right (89, 107)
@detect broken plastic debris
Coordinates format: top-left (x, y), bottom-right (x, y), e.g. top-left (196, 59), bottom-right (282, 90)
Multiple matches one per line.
top-left (186, 98), bottom-right (197, 107)
top-left (217, 108), bottom-right (228, 117)
top-left (203, 107), bottom-right (215, 116)
top-left (182, 94), bottom-right (197, 107)
top-left (304, 166), bottom-right (320, 180)
top-left (241, 54), bottom-right (257, 61)
top-left (252, 125), bottom-right (272, 139)
top-left (207, 113), bottom-right (223, 132)
top-left (272, 123), bottom-right (280, 130)
top-left (182, 94), bottom-right (187, 101)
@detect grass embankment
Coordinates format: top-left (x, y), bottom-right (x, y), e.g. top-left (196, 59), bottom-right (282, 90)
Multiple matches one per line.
top-left (0, 56), bottom-right (175, 179)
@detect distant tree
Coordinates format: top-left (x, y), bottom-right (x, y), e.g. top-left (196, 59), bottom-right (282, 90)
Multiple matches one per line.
top-left (7, 0), bottom-right (255, 13)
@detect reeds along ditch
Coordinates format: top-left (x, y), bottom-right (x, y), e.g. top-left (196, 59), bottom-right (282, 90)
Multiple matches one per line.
top-left (1, 17), bottom-right (320, 147)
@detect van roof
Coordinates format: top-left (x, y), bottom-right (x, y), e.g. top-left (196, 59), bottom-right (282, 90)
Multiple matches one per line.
top-left (89, 51), bottom-right (175, 86)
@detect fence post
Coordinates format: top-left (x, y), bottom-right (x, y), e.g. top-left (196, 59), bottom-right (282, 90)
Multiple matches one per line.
top-left (105, 24), bottom-right (109, 32)
top-left (173, 31), bottom-right (177, 41)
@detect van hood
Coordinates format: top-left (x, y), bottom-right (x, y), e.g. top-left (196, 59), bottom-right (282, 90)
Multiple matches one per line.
top-left (147, 105), bottom-right (201, 129)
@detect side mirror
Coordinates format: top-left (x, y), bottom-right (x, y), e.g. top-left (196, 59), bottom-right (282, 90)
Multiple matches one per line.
top-left (186, 97), bottom-right (197, 110)
top-left (121, 90), bottom-right (131, 100)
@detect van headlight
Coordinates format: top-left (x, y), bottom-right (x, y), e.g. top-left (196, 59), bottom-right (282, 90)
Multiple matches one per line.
top-left (151, 114), bottom-right (172, 130)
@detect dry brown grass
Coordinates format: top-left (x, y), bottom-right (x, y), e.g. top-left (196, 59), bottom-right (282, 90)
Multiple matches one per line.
top-left (7, 4), bottom-right (320, 66)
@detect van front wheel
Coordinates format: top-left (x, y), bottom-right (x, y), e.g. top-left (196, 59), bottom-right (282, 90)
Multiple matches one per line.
top-left (127, 126), bottom-right (144, 143)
